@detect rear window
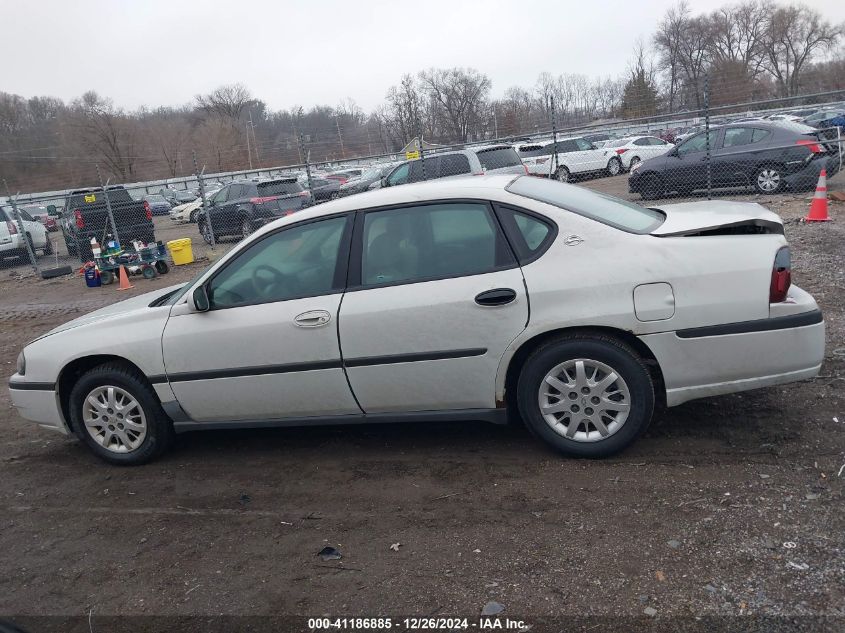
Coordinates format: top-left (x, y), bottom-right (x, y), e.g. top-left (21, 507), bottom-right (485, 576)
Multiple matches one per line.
top-left (258, 181), bottom-right (303, 196)
top-left (439, 154), bottom-right (471, 177)
top-left (476, 147), bottom-right (522, 170)
top-left (506, 176), bottom-right (664, 234)
top-left (69, 189), bottom-right (132, 207)
top-left (517, 144), bottom-right (549, 157)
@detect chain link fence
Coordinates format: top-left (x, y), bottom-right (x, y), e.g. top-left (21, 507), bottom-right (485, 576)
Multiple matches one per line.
top-left (1, 86), bottom-right (843, 277)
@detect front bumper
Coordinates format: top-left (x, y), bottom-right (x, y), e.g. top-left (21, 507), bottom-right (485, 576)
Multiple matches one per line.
top-left (8, 377), bottom-right (69, 435)
top-left (640, 286), bottom-right (825, 406)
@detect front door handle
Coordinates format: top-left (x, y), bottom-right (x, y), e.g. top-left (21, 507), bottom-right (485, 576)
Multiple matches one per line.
top-left (294, 310), bottom-right (331, 327)
top-left (474, 288), bottom-right (517, 307)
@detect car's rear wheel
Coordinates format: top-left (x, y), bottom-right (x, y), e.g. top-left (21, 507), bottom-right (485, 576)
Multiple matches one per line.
top-left (68, 362), bottom-right (173, 465)
top-left (517, 335), bottom-right (654, 458)
top-left (639, 174), bottom-right (665, 200)
top-left (606, 157), bottom-right (622, 176)
top-left (754, 165), bottom-right (784, 194)
top-left (241, 217), bottom-right (253, 238)
top-left (189, 209), bottom-right (198, 223)
top-left (628, 156), bottom-right (641, 171)
top-left (199, 219), bottom-right (213, 245)
top-left (555, 166), bottom-right (570, 183)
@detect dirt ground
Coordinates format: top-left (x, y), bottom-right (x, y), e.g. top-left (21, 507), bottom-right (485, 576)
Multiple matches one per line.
top-left (0, 175), bottom-right (843, 632)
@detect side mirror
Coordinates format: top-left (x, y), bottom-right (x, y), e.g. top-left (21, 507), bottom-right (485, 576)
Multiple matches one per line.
top-left (668, 148), bottom-right (679, 158)
top-left (190, 285), bottom-right (210, 312)
top-left (380, 178), bottom-right (389, 188)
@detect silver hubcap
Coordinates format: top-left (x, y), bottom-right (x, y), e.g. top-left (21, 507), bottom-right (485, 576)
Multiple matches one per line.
top-left (538, 359), bottom-right (631, 443)
top-left (242, 220), bottom-right (252, 237)
top-left (630, 157), bottom-right (640, 168)
top-left (757, 169), bottom-right (780, 192)
top-left (609, 159), bottom-right (620, 175)
top-left (556, 168), bottom-right (569, 183)
top-left (82, 385), bottom-right (147, 453)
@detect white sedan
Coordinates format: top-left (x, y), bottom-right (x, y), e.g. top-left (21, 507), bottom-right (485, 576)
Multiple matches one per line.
top-left (8, 176), bottom-right (825, 464)
top-left (603, 136), bottom-right (674, 171)
top-left (170, 189), bottom-right (219, 224)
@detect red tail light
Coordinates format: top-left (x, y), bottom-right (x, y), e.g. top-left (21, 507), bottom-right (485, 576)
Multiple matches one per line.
top-left (523, 164), bottom-right (529, 175)
top-left (74, 209), bottom-right (85, 229)
top-left (143, 201), bottom-right (152, 221)
top-left (250, 196), bottom-right (280, 204)
top-left (615, 148), bottom-right (629, 154)
top-left (796, 139), bottom-right (825, 153)
top-left (5, 220), bottom-right (17, 235)
top-left (769, 247), bottom-right (791, 303)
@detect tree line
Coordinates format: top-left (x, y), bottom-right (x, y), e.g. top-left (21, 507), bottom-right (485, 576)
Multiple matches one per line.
top-left (0, 0), bottom-right (842, 194)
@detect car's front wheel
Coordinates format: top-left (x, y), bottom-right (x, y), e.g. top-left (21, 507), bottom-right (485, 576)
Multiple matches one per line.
top-left (68, 362), bottom-right (173, 465)
top-left (517, 335), bottom-right (654, 458)
top-left (628, 156), bottom-right (641, 171)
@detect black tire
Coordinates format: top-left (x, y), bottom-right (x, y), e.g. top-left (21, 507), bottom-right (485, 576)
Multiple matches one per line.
top-left (142, 266), bottom-right (156, 279)
top-left (68, 362), bottom-right (173, 465)
top-left (753, 164), bottom-right (784, 194)
top-left (154, 260), bottom-right (169, 274)
top-left (555, 166), bottom-right (570, 183)
top-left (516, 334), bottom-right (655, 458)
top-left (100, 270), bottom-right (114, 285)
top-left (628, 156), bottom-right (641, 171)
top-left (241, 216), bottom-right (253, 238)
top-left (607, 157), bottom-right (622, 176)
top-left (639, 174), bottom-right (665, 200)
top-left (199, 220), bottom-right (213, 245)
top-left (189, 209), bottom-right (198, 223)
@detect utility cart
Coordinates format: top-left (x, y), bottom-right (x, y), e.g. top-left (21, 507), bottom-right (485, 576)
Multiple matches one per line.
top-left (95, 242), bottom-right (170, 285)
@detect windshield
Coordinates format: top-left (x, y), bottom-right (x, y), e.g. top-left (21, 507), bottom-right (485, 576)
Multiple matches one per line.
top-left (506, 176), bottom-right (665, 234)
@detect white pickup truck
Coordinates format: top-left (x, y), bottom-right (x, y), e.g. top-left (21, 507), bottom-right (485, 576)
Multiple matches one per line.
top-left (516, 137), bottom-right (622, 182)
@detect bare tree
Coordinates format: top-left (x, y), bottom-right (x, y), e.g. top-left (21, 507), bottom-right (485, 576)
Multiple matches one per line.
top-left (195, 84), bottom-right (255, 121)
top-left (654, 2), bottom-right (691, 112)
top-left (418, 67), bottom-right (491, 142)
top-left (71, 91), bottom-right (138, 181)
top-left (762, 4), bottom-right (843, 96)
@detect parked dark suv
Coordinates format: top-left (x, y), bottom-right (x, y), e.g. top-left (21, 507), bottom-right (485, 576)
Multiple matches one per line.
top-left (197, 178), bottom-right (310, 243)
top-left (629, 121), bottom-right (841, 199)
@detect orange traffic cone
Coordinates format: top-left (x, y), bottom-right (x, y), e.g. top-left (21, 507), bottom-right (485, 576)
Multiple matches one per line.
top-left (805, 168), bottom-right (831, 222)
top-left (117, 265), bottom-right (134, 290)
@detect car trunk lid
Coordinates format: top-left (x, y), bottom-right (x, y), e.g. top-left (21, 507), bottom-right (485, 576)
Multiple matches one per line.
top-left (648, 200), bottom-right (784, 237)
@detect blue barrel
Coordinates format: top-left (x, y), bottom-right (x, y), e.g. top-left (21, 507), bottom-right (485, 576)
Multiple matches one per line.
top-left (85, 268), bottom-right (101, 288)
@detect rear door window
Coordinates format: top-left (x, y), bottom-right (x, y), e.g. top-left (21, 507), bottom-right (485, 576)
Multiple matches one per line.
top-left (496, 205), bottom-right (556, 262)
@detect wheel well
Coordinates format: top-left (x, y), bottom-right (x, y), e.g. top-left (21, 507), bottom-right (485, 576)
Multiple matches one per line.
top-left (503, 326), bottom-right (666, 413)
top-left (57, 355), bottom-right (154, 432)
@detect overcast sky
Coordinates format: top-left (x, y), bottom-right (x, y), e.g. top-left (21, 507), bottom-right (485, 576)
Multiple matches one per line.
top-left (3, 0), bottom-right (844, 113)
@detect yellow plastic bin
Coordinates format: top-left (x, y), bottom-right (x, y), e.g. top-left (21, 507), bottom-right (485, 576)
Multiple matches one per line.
top-left (167, 238), bottom-right (194, 265)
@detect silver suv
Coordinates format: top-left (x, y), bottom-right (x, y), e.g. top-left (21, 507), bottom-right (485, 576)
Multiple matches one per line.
top-left (382, 145), bottom-right (526, 188)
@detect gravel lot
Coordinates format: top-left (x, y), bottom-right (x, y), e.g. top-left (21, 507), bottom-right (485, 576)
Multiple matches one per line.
top-left (1, 175), bottom-right (843, 631)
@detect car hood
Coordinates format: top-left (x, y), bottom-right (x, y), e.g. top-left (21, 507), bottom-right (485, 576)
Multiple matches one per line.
top-left (35, 284), bottom-right (183, 341)
top-left (649, 200), bottom-right (783, 236)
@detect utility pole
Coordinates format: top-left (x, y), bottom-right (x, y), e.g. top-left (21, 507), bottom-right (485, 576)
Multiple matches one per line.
top-left (248, 111), bottom-right (260, 164)
top-left (335, 117), bottom-right (345, 158)
top-left (704, 73), bottom-right (711, 200)
top-left (245, 116), bottom-right (253, 170)
top-left (549, 96), bottom-right (558, 179)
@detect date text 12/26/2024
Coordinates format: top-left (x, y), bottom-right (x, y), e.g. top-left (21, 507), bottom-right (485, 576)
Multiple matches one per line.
top-left (307, 617), bottom-right (530, 630)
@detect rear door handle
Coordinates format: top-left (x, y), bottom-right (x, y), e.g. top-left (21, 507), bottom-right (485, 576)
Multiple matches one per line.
top-left (294, 310), bottom-right (331, 327)
top-left (474, 288), bottom-right (517, 307)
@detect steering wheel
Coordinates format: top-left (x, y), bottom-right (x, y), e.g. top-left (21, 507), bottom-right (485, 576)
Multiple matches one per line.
top-left (251, 264), bottom-right (296, 300)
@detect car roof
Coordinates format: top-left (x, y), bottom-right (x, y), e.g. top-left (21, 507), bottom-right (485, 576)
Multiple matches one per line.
top-left (248, 175), bottom-right (523, 237)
